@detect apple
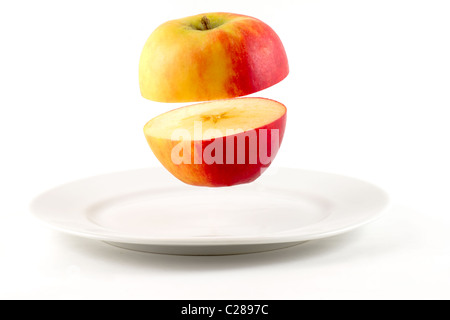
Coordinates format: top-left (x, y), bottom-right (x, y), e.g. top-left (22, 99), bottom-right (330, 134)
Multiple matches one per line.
top-left (144, 97), bottom-right (287, 187)
top-left (139, 13), bottom-right (289, 103)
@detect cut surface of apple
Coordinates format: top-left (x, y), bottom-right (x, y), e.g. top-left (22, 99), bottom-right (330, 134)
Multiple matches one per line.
top-left (146, 98), bottom-right (286, 139)
top-left (144, 98), bottom-right (287, 187)
top-left (139, 12), bottom-right (289, 103)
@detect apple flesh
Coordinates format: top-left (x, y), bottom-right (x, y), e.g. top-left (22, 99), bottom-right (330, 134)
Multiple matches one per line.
top-left (139, 13), bottom-right (289, 103)
top-left (144, 98), bottom-right (287, 187)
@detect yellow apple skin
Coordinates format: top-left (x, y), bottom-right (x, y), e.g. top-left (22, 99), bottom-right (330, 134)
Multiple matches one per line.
top-left (139, 12), bottom-right (289, 103)
top-left (144, 99), bottom-right (287, 187)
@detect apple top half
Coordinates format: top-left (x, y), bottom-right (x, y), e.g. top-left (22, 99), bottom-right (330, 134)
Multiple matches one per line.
top-left (139, 12), bottom-right (289, 103)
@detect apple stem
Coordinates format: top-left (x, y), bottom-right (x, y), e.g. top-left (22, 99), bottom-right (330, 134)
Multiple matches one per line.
top-left (201, 16), bottom-right (212, 30)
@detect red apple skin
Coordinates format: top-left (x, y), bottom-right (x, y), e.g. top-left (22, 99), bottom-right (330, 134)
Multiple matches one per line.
top-left (145, 108), bottom-right (286, 187)
top-left (139, 12), bottom-right (289, 103)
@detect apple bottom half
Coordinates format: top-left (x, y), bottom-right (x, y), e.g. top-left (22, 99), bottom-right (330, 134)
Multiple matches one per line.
top-left (145, 114), bottom-right (286, 187)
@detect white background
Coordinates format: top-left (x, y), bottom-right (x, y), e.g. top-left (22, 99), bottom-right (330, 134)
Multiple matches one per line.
top-left (1, 0), bottom-right (449, 300)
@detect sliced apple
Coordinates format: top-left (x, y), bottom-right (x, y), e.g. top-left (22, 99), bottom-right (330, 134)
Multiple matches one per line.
top-left (139, 12), bottom-right (289, 103)
top-left (144, 97), bottom-right (287, 187)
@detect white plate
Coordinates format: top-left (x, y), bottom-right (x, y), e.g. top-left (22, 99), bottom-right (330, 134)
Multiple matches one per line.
top-left (30, 168), bottom-right (390, 256)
